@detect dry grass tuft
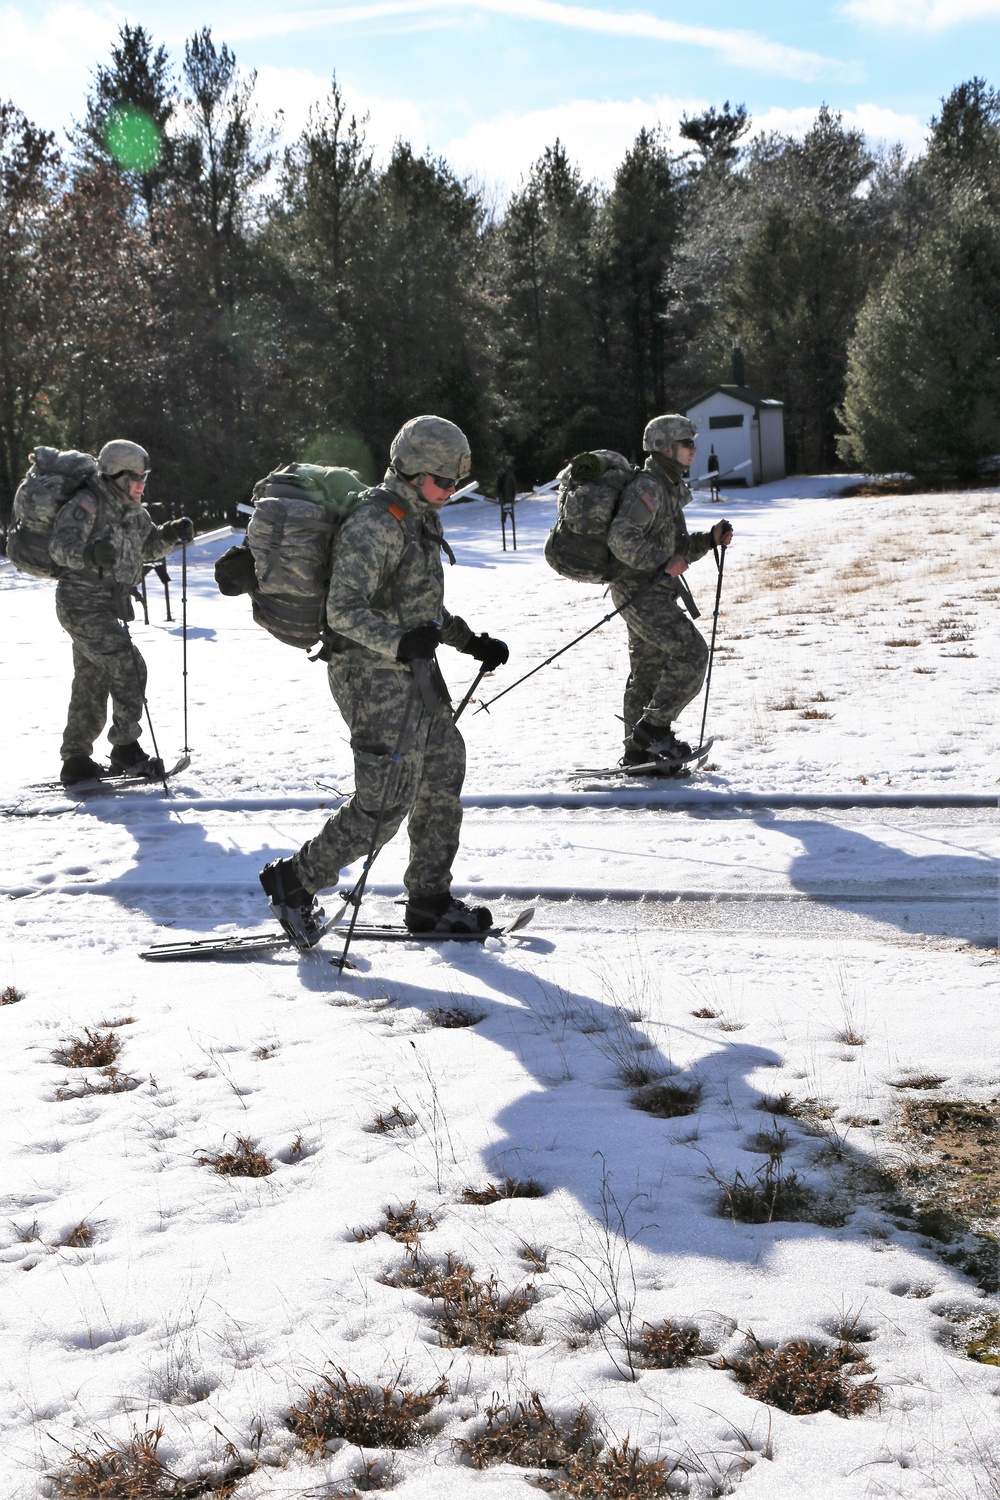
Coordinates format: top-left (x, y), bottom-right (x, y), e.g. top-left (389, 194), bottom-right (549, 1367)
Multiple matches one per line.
top-left (55, 1067), bottom-right (140, 1100)
top-left (456, 1393), bottom-right (598, 1471)
top-left (891, 1074), bottom-right (947, 1090)
top-left (634, 1320), bottom-right (708, 1369)
top-left (756, 1092), bottom-right (795, 1115)
top-left (690, 1007), bottom-right (718, 1020)
top-left (355, 1201), bottom-right (436, 1245)
top-left (433, 1273), bottom-right (535, 1352)
top-left (50, 1425), bottom-right (254, 1497)
top-left (384, 1252), bottom-right (536, 1352)
top-left (745, 1126), bottom-right (789, 1156)
top-left (538, 1440), bottom-right (683, 1496)
top-left (1, 984), bottom-right (25, 1005)
top-left (369, 1105), bottom-right (416, 1134)
top-left (460, 1178), bottom-right (544, 1205)
top-left (198, 1135), bottom-right (274, 1178)
top-left (799, 708), bottom-right (832, 720)
top-left (716, 1333), bottom-right (881, 1417)
top-left (426, 1004), bottom-right (485, 1028)
top-left (712, 1158), bottom-right (817, 1224)
top-left (288, 1369), bottom-right (447, 1455)
top-left (519, 1242), bottom-right (549, 1273)
top-left (630, 1080), bottom-right (702, 1119)
top-left (55, 1029), bottom-right (122, 1069)
top-left (61, 1222), bottom-right (94, 1249)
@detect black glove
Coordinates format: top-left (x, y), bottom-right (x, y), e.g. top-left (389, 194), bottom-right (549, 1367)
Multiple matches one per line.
top-left (397, 620), bottom-right (443, 663)
top-left (83, 539), bottom-right (117, 567)
top-left (463, 632), bottom-right (509, 670)
top-left (162, 517), bottom-right (195, 543)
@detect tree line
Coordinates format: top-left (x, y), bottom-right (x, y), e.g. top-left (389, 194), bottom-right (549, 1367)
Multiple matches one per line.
top-left (2, 23), bottom-right (998, 530)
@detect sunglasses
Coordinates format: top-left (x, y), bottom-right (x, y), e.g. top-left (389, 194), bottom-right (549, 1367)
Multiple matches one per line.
top-left (123, 470), bottom-right (150, 483)
top-left (676, 439), bottom-right (697, 449)
top-left (429, 474), bottom-right (460, 490)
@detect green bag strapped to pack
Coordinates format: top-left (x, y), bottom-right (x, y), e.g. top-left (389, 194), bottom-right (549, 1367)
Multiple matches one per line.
top-left (7, 447), bottom-right (101, 579)
top-left (215, 463), bottom-right (368, 650)
top-left (543, 449), bottom-right (638, 585)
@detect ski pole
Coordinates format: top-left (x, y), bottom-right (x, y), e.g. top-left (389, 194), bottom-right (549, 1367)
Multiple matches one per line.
top-left (332, 668), bottom-right (426, 974)
top-left (181, 540), bottom-right (189, 754)
top-left (123, 621), bottom-right (170, 796)
top-left (453, 664), bottom-right (490, 723)
top-left (474, 574), bottom-right (657, 716)
top-left (697, 528), bottom-right (729, 751)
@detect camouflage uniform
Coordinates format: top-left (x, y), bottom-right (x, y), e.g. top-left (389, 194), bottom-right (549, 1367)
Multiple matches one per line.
top-left (292, 470), bottom-right (475, 900)
top-left (49, 476), bottom-right (176, 758)
top-left (607, 456), bottom-right (715, 735)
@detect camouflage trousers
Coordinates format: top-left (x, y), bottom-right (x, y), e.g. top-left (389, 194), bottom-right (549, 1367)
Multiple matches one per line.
top-left (610, 577), bottom-right (708, 736)
top-left (55, 590), bottom-right (146, 759)
top-left (293, 657), bottom-right (465, 898)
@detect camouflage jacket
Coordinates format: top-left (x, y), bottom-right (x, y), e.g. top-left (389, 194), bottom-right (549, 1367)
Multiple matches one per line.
top-left (49, 476), bottom-right (176, 605)
top-left (607, 456), bottom-right (714, 582)
top-left (325, 471), bottom-right (472, 665)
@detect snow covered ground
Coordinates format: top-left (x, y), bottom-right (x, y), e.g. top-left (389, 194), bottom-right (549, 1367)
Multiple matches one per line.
top-left (1, 478), bottom-right (998, 1498)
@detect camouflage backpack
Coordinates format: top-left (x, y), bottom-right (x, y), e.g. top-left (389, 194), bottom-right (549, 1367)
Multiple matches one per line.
top-left (543, 449), bottom-right (638, 585)
top-left (215, 464), bottom-right (417, 652)
top-left (7, 448), bottom-right (100, 579)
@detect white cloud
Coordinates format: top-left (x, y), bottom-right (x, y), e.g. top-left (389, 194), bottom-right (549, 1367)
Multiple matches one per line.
top-left (0, 3), bottom-right (122, 137)
top-left (754, 103), bottom-right (928, 155)
top-left (842, 0), bottom-right (1000, 26)
top-left (228, 0), bottom-right (849, 81)
top-left (444, 93), bottom-right (705, 194)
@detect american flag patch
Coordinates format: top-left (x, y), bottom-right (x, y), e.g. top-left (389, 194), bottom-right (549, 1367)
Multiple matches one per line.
top-left (640, 488), bottom-right (657, 513)
top-left (75, 496), bottom-right (96, 515)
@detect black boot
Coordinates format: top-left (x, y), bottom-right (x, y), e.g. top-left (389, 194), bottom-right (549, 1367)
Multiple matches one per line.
top-left (404, 891), bottom-right (494, 934)
top-left (109, 741), bottom-right (165, 779)
top-left (628, 718), bottom-right (693, 763)
top-left (60, 755), bottom-right (109, 787)
top-left (259, 858), bottom-right (326, 950)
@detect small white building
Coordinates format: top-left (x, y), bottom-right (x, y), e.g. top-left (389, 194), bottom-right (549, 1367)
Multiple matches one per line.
top-left (683, 384), bottom-right (786, 486)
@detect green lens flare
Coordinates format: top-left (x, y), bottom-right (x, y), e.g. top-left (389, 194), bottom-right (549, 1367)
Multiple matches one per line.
top-left (104, 106), bottom-right (162, 173)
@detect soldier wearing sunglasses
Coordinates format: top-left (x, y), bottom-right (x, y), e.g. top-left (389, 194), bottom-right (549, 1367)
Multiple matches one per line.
top-left (48, 439), bottom-right (194, 786)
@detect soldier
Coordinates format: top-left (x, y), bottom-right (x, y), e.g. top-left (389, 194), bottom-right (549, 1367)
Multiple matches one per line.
top-left (259, 415), bottom-right (509, 946)
top-left (49, 440), bottom-right (193, 786)
top-left (608, 414), bottom-right (733, 766)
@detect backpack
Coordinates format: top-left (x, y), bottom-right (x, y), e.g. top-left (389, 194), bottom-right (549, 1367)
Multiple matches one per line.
top-left (543, 449), bottom-right (637, 585)
top-left (7, 448), bottom-right (100, 578)
top-left (214, 464), bottom-right (415, 652)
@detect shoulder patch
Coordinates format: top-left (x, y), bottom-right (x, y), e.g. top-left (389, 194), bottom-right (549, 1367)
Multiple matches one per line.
top-left (387, 502), bottom-right (407, 523)
top-left (639, 487), bottom-right (657, 513)
top-left (74, 497), bottom-right (97, 516)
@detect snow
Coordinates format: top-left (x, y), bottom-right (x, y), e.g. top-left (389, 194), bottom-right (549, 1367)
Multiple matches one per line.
top-left (1, 478), bottom-right (999, 1498)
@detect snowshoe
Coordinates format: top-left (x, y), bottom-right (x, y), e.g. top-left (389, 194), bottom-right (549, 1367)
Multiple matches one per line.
top-left (259, 858), bottom-right (327, 950)
top-left (404, 892), bottom-right (494, 934)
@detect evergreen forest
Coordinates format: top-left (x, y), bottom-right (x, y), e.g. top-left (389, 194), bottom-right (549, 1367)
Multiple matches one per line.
top-left (2, 23), bottom-right (999, 528)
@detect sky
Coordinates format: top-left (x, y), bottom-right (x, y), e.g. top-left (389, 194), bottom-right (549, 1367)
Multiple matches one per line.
top-left (2, 0), bottom-right (999, 194)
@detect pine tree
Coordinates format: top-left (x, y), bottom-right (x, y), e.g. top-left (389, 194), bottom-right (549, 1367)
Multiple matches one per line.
top-left (839, 209), bottom-right (1000, 478)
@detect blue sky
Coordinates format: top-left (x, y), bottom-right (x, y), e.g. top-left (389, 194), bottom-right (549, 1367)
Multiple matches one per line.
top-left (2, 0), bottom-right (998, 192)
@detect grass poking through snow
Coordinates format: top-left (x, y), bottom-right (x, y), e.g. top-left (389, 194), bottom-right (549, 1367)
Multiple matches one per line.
top-left (288, 1370), bottom-right (447, 1455)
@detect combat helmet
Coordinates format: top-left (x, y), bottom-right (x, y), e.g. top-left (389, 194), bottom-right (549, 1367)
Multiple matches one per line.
top-left (642, 414), bottom-right (697, 453)
top-left (97, 439), bottom-right (150, 477)
top-left (390, 416), bottom-right (471, 482)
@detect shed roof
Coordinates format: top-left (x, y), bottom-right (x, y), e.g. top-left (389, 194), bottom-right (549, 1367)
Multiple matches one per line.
top-left (684, 384), bottom-right (784, 414)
